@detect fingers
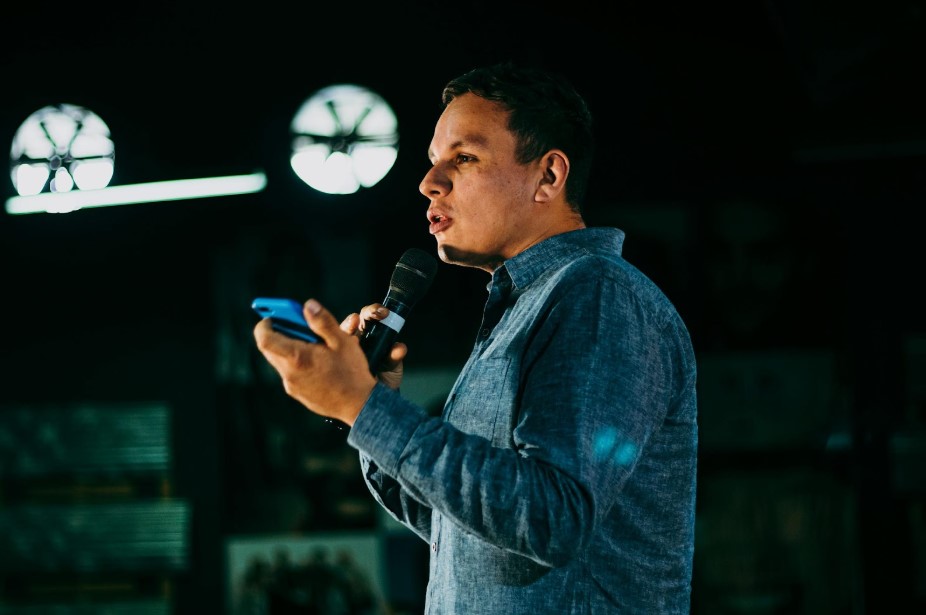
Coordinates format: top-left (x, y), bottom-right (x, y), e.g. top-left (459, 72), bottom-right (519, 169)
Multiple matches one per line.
top-left (253, 317), bottom-right (276, 349)
top-left (340, 312), bottom-right (361, 335)
top-left (301, 299), bottom-right (344, 345)
top-left (372, 341), bottom-right (407, 390)
top-left (359, 303), bottom-right (394, 335)
top-left (339, 304), bottom-right (390, 336)
top-left (359, 303), bottom-right (387, 319)
top-left (253, 318), bottom-right (304, 378)
top-left (388, 342), bottom-right (408, 365)
top-left (253, 298), bottom-right (378, 425)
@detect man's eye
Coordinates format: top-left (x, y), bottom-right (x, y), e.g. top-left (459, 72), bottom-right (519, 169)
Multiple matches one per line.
top-left (456, 154), bottom-right (475, 163)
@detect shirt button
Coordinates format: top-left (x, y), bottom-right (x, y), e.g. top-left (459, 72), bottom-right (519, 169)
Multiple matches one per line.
top-left (480, 328), bottom-right (490, 337)
top-left (431, 542), bottom-right (438, 553)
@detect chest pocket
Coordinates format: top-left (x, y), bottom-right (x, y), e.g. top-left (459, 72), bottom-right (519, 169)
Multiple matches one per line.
top-left (444, 355), bottom-right (516, 448)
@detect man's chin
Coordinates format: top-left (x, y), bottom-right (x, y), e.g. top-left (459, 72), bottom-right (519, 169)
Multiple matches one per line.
top-left (438, 244), bottom-right (499, 272)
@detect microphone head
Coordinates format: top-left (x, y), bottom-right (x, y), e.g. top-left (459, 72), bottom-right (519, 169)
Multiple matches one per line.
top-left (386, 248), bottom-right (438, 314)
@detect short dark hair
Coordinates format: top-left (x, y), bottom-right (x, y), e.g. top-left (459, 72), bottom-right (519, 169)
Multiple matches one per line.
top-left (441, 61), bottom-right (595, 212)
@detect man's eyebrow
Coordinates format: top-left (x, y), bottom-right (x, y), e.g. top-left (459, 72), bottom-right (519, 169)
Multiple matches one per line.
top-left (457, 134), bottom-right (490, 149)
top-left (428, 135), bottom-right (490, 161)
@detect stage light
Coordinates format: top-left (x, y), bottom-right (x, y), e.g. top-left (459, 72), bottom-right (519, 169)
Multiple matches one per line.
top-left (290, 84), bottom-right (399, 195)
top-left (6, 104), bottom-right (266, 215)
top-left (5, 173), bottom-right (268, 215)
top-left (10, 104), bottom-right (115, 197)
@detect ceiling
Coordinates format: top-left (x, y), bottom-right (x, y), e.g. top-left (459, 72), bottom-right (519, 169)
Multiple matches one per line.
top-left (3, 1), bottom-right (924, 196)
top-left (1, 1), bottom-right (924, 368)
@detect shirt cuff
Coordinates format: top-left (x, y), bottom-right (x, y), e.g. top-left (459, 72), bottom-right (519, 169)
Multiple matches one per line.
top-left (346, 381), bottom-right (427, 476)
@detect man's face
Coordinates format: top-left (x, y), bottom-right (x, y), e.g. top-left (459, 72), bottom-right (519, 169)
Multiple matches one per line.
top-left (420, 93), bottom-right (542, 272)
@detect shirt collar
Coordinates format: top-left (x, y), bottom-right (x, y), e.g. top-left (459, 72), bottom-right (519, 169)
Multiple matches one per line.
top-left (495, 227), bottom-right (625, 291)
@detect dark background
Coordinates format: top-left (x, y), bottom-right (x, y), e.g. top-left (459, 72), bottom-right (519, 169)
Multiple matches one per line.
top-left (1, 1), bottom-right (925, 613)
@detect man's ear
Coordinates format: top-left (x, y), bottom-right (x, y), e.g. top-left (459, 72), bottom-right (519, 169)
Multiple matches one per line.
top-left (535, 150), bottom-right (569, 203)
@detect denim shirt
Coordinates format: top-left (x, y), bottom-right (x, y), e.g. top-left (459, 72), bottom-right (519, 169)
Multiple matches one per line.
top-left (347, 227), bottom-right (698, 614)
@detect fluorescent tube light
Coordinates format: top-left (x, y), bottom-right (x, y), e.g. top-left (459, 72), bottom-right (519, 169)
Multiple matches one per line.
top-left (5, 172), bottom-right (267, 215)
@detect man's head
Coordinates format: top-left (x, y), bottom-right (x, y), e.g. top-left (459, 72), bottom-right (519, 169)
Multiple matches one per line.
top-left (441, 62), bottom-right (595, 211)
top-left (421, 62), bottom-right (594, 272)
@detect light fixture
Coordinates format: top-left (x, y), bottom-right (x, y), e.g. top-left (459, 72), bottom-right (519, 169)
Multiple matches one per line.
top-left (6, 104), bottom-right (266, 215)
top-left (5, 173), bottom-right (268, 215)
top-left (10, 104), bottom-right (115, 200)
top-left (290, 84), bottom-right (399, 195)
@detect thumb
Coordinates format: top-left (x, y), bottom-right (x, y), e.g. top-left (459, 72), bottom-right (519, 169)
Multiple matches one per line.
top-left (302, 298), bottom-right (342, 344)
top-left (340, 312), bottom-right (362, 336)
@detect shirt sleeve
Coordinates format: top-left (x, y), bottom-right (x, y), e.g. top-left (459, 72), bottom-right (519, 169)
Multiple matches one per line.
top-left (347, 275), bottom-right (676, 567)
top-left (357, 449), bottom-right (433, 542)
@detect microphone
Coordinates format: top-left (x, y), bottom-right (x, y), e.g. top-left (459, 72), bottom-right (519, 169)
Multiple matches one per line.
top-left (361, 247), bottom-right (438, 372)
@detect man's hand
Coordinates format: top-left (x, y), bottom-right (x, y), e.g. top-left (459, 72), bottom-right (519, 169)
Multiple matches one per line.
top-left (342, 303), bottom-right (408, 391)
top-left (254, 298), bottom-right (377, 427)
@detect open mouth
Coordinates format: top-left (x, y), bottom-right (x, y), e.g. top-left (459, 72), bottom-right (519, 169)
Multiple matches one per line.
top-left (428, 212), bottom-right (451, 235)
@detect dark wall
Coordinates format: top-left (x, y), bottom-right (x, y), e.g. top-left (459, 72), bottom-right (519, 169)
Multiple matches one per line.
top-left (2, 2), bottom-right (925, 613)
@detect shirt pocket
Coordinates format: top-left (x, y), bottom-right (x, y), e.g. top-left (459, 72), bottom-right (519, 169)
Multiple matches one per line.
top-left (445, 356), bottom-right (516, 448)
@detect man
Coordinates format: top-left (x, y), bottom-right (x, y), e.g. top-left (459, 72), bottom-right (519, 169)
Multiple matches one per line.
top-left (255, 61), bottom-right (698, 614)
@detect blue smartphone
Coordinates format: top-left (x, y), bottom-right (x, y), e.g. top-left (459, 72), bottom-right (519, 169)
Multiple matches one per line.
top-left (251, 297), bottom-right (321, 344)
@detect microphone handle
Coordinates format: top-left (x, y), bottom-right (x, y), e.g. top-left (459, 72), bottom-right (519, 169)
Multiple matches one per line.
top-left (360, 296), bottom-right (410, 372)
